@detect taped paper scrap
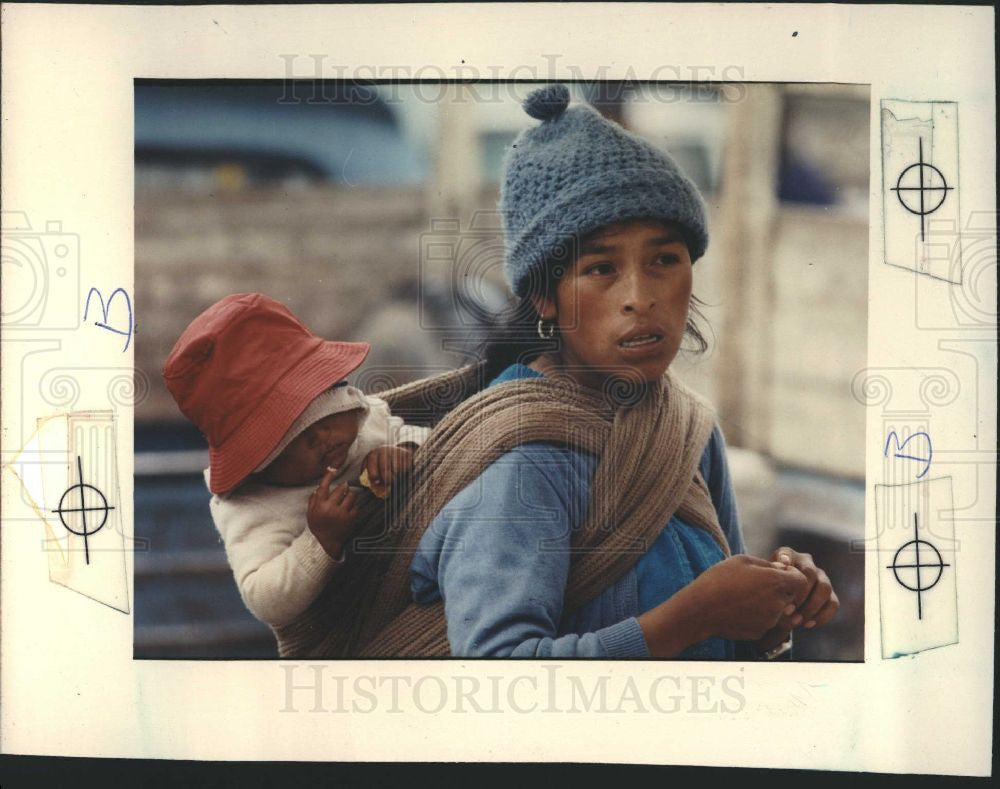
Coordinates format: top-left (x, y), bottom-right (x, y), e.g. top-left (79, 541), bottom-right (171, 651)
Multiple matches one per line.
top-left (881, 99), bottom-right (962, 282)
top-left (876, 476), bottom-right (958, 658)
top-left (6, 410), bottom-right (129, 613)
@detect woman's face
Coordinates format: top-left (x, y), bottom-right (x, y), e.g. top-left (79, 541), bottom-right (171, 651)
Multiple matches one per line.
top-left (260, 409), bottom-right (363, 487)
top-left (534, 218), bottom-right (693, 388)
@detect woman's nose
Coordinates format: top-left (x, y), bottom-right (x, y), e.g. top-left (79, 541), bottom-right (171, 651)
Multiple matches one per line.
top-left (620, 270), bottom-right (655, 313)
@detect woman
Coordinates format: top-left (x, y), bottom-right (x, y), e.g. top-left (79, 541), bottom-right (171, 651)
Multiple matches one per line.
top-left (410, 84), bottom-right (839, 659)
top-left (373, 84), bottom-right (838, 659)
top-left (281, 84), bottom-right (838, 660)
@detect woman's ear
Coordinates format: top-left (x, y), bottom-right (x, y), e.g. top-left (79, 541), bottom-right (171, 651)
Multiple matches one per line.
top-left (530, 294), bottom-right (557, 322)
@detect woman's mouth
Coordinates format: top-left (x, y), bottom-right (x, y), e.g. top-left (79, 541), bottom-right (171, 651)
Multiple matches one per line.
top-left (618, 334), bottom-right (663, 349)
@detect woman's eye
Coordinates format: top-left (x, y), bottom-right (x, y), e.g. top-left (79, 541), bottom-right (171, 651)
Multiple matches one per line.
top-left (584, 262), bottom-right (614, 276)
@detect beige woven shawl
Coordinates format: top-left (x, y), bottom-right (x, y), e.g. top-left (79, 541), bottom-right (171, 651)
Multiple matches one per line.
top-left (270, 361), bottom-right (729, 657)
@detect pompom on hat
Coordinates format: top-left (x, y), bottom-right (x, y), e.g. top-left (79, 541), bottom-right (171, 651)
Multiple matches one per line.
top-left (162, 293), bottom-right (370, 494)
top-left (500, 83), bottom-right (710, 298)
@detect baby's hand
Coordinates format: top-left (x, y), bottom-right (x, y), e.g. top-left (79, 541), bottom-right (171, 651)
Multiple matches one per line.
top-left (307, 467), bottom-right (360, 559)
top-left (360, 445), bottom-right (416, 499)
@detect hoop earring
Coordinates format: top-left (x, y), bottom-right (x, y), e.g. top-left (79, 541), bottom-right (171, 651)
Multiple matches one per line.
top-left (537, 319), bottom-right (555, 339)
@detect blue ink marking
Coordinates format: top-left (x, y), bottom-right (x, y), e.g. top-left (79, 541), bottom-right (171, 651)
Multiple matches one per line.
top-left (83, 287), bottom-right (133, 352)
top-left (884, 430), bottom-right (932, 479)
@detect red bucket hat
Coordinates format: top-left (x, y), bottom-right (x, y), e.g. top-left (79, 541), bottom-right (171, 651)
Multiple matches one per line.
top-left (163, 293), bottom-right (370, 494)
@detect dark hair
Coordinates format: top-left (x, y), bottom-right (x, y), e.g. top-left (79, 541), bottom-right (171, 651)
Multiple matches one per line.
top-left (477, 251), bottom-right (712, 383)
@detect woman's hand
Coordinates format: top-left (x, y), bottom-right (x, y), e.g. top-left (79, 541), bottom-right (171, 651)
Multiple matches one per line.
top-left (770, 547), bottom-right (839, 630)
top-left (361, 444), bottom-right (416, 499)
top-left (307, 467), bottom-right (361, 559)
top-left (638, 555), bottom-right (811, 657)
top-left (754, 625), bottom-right (793, 655)
top-left (691, 555), bottom-right (814, 641)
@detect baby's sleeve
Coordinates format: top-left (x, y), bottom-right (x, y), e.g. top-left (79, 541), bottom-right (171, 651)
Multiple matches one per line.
top-left (363, 394), bottom-right (432, 447)
top-left (210, 494), bottom-right (344, 627)
top-left (395, 423), bottom-right (432, 447)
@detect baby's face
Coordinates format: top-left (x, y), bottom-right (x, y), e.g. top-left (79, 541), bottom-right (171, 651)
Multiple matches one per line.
top-left (261, 409), bottom-right (363, 487)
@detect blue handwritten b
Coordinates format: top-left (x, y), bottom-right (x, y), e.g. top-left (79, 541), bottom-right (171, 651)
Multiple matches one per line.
top-left (884, 430), bottom-right (932, 479)
top-left (83, 287), bottom-right (133, 353)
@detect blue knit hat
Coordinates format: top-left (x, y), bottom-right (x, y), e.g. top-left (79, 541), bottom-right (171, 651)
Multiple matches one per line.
top-left (499, 84), bottom-right (709, 298)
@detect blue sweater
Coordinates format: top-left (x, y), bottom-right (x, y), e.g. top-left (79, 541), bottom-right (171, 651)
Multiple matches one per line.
top-left (409, 363), bottom-right (747, 658)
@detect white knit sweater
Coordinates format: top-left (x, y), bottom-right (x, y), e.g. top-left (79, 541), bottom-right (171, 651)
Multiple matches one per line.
top-left (206, 394), bottom-right (431, 628)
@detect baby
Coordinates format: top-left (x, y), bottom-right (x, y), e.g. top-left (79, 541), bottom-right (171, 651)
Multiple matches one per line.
top-left (163, 292), bottom-right (430, 629)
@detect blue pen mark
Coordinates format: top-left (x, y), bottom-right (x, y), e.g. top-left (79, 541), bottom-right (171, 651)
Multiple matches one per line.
top-left (83, 287), bottom-right (133, 352)
top-left (884, 430), bottom-right (932, 479)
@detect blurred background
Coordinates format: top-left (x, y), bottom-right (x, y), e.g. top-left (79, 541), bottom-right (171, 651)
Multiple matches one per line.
top-left (134, 80), bottom-right (869, 660)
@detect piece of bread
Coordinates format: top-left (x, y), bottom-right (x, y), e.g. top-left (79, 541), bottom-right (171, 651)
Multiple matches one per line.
top-left (359, 467), bottom-right (389, 499)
